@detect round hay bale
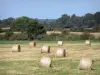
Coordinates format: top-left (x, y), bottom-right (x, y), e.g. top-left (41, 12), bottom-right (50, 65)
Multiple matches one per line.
top-left (12, 44), bottom-right (21, 52)
top-left (58, 41), bottom-right (63, 46)
top-left (85, 40), bottom-right (91, 46)
top-left (29, 41), bottom-right (36, 48)
top-left (40, 57), bottom-right (52, 68)
top-left (41, 45), bottom-right (50, 53)
top-left (78, 56), bottom-right (93, 70)
top-left (55, 48), bottom-right (66, 57)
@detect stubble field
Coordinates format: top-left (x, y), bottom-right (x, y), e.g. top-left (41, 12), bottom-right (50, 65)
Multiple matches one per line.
top-left (0, 41), bottom-right (100, 75)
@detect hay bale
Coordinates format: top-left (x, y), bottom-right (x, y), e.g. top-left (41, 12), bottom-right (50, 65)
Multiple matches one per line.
top-left (40, 57), bottom-right (52, 68)
top-left (12, 44), bottom-right (21, 52)
top-left (29, 41), bottom-right (36, 48)
top-left (78, 56), bottom-right (93, 70)
top-left (41, 45), bottom-right (50, 53)
top-left (58, 41), bottom-right (63, 46)
top-left (85, 40), bottom-right (91, 46)
top-left (55, 48), bottom-right (66, 57)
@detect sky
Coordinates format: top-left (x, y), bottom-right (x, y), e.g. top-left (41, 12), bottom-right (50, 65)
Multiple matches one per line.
top-left (0, 0), bottom-right (100, 19)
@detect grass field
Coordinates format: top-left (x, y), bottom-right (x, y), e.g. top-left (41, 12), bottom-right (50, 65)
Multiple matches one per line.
top-left (0, 41), bottom-right (100, 75)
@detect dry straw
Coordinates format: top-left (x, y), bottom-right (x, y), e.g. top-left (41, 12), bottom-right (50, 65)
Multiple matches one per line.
top-left (58, 41), bottom-right (63, 46)
top-left (55, 48), bottom-right (66, 57)
top-left (78, 56), bottom-right (93, 70)
top-left (12, 44), bottom-right (21, 52)
top-left (29, 41), bottom-right (36, 48)
top-left (85, 40), bottom-right (91, 46)
top-left (40, 56), bottom-right (52, 68)
top-left (41, 45), bottom-right (50, 53)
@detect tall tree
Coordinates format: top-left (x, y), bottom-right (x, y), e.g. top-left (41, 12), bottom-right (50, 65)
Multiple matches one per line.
top-left (10, 16), bottom-right (30, 31)
top-left (56, 14), bottom-right (70, 28)
top-left (2, 17), bottom-right (14, 25)
top-left (94, 12), bottom-right (100, 25)
top-left (83, 13), bottom-right (95, 27)
top-left (27, 20), bottom-right (46, 40)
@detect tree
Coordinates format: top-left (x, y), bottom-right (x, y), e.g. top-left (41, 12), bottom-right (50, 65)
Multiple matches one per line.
top-left (94, 12), bottom-right (100, 32)
top-left (2, 17), bottom-right (14, 25)
top-left (83, 13), bottom-right (95, 28)
top-left (4, 30), bottom-right (13, 40)
top-left (27, 20), bottom-right (46, 40)
top-left (0, 20), bottom-right (2, 24)
top-left (10, 16), bottom-right (30, 31)
top-left (56, 14), bottom-right (70, 28)
top-left (94, 12), bottom-right (100, 25)
top-left (0, 28), bottom-right (3, 33)
top-left (71, 14), bottom-right (83, 28)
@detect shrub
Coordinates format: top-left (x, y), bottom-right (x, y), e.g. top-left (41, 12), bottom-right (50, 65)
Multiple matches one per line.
top-left (41, 34), bottom-right (67, 41)
top-left (0, 34), bottom-right (5, 40)
top-left (62, 29), bottom-right (69, 35)
top-left (9, 32), bottom-right (28, 40)
top-left (66, 34), bottom-right (81, 41)
top-left (80, 32), bottom-right (95, 40)
top-left (4, 31), bottom-right (13, 40)
top-left (0, 28), bottom-right (3, 33)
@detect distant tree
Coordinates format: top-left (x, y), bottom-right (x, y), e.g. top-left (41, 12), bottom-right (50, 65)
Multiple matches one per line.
top-left (0, 20), bottom-right (2, 24)
top-left (56, 14), bottom-right (70, 28)
top-left (2, 17), bottom-right (14, 25)
top-left (94, 12), bottom-right (100, 32)
top-left (83, 13), bottom-right (95, 28)
top-left (27, 20), bottom-right (46, 40)
top-left (10, 16), bottom-right (30, 31)
top-left (0, 28), bottom-right (3, 33)
top-left (71, 14), bottom-right (83, 28)
top-left (94, 12), bottom-right (100, 25)
top-left (4, 30), bottom-right (13, 40)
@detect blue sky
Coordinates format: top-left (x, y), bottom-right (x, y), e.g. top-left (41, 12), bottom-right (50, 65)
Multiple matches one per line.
top-left (0, 0), bottom-right (100, 19)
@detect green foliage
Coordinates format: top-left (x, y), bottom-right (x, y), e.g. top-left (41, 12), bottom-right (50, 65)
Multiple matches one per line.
top-left (41, 33), bottom-right (95, 41)
top-left (4, 30), bottom-right (13, 40)
top-left (0, 12), bottom-right (100, 32)
top-left (10, 16), bottom-right (30, 31)
top-left (66, 34), bottom-right (81, 40)
top-left (62, 29), bottom-right (69, 35)
top-left (1, 17), bottom-right (14, 25)
top-left (42, 34), bottom-right (67, 41)
top-left (0, 28), bottom-right (3, 33)
top-left (0, 35), bottom-right (5, 40)
top-left (27, 20), bottom-right (46, 40)
top-left (71, 28), bottom-right (84, 32)
top-left (94, 12), bottom-right (100, 24)
top-left (80, 32), bottom-right (95, 40)
top-left (9, 32), bottom-right (28, 40)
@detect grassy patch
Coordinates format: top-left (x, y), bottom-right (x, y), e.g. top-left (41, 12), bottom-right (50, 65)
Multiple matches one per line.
top-left (0, 40), bottom-right (99, 44)
top-left (0, 60), bottom-right (100, 75)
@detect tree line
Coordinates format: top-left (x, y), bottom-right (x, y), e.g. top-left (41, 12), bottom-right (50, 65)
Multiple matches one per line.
top-left (0, 11), bottom-right (100, 40)
top-left (42, 12), bottom-right (100, 32)
top-left (0, 16), bottom-right (46, 40)
top-left (0, 11), bottom-right (100, 32)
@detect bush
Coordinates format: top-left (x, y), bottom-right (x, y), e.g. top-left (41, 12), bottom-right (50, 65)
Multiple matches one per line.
top-left (66, 34), bottom-right (81, 41)
top-left (0, 34), bottom-right (5, 40)
top-left (62, 29), bottom-right (69, 35)
top-left (80, 32), bottom-right (95, 40)
top-left (9, 32), bottom-right (28, 40)
top-left (0, 28), bottom-right (3, 33)
top-left (41, 34), bottom-right (67, 41)
top-left (4, 31), bottom-right (13, 40)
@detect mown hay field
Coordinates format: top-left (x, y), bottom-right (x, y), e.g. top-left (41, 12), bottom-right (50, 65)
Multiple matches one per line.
top-left (0, 41), bottom-right (100, 75)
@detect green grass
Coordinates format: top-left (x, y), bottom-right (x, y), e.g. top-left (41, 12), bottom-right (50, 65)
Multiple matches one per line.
top-left (0, 41), bottom-right (28, 44)
top-left (0, 59), bottom-right (100, 75)
top-left (0, 40), bottom-right (99, 44)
